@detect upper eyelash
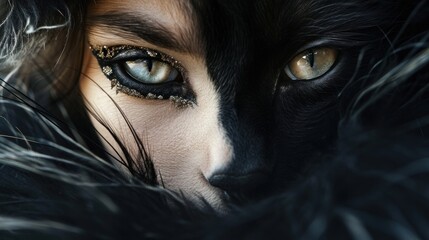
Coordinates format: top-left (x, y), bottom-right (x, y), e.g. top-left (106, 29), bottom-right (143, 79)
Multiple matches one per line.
top-left (90, 45), bottom-right (187, 76)
top-left (89, 45), bottom-right (195, 108)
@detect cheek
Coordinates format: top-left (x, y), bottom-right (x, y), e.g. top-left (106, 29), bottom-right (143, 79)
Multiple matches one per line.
top-left (79, 55), bottom-right (232, 202)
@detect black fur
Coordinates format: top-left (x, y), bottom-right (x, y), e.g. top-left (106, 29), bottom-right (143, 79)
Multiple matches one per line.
top-left (0, 0), bottom-right (429, 239)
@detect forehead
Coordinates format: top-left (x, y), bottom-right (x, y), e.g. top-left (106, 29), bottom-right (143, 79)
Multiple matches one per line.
top-left (89, 0), bottom-right (192, 21)
top-left (88, 0), bottom-right (201, 53)
top-left (87, 0), bottom-right (345, 56)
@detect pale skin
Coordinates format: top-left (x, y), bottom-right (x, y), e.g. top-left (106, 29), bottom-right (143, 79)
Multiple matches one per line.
top-left (79, 0), bottom-right (233, 208)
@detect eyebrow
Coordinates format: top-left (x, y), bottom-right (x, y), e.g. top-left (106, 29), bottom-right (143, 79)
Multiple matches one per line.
top-left (87, 11), bottom-right (200, 55)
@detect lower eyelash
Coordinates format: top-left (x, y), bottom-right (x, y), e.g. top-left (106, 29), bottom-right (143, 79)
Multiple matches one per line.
top-left (110, 78), bottom-right (195, 108)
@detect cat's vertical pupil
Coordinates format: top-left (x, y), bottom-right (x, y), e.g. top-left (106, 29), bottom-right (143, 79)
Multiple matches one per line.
top-left (146, 60), bottom-right (153, 72)
top-left (307, 49), bottom-right (315, 67)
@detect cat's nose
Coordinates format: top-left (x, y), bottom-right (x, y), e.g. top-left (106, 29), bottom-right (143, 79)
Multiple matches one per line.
top-left (208, 160), bottom-right (270, 192)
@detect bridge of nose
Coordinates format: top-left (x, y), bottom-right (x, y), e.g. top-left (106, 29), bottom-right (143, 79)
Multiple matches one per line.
top-left (208, 92), bottom-right (275, 192)
top-left (201, 24), bottom-right (279, 192)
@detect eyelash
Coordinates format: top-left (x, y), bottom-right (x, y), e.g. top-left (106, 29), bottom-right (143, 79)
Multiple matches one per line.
top-left (90, 45), bottom-right (196, 108)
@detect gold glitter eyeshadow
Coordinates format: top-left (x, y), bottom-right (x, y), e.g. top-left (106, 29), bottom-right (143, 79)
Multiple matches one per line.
top-left (90, 44), bottom-right (195, 108)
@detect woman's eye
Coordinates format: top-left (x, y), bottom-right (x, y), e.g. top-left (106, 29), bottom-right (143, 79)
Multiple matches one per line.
top-left (285, 47), bottom-right (338, 80)
top-left (90, 45), bottom-right (195, 107)
top-left (124, 59), bottom-right (179, 84)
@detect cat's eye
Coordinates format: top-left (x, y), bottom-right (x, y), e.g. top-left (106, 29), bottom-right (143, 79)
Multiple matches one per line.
top-left (90, 45), bottom-right (195, 107)
top-left (285, 47), bottom-right (338, 80)
top-left (124, 59), bottom-right (179, 84)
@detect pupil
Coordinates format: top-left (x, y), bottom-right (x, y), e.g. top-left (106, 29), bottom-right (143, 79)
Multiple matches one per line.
top-left (307, 49), bottom-right (315, 68)
top-left (146, 59), bottom-right (153, 72)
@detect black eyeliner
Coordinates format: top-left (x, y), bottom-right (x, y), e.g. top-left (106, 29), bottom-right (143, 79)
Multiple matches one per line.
top-left (89, 45), bottom-right (196, 108)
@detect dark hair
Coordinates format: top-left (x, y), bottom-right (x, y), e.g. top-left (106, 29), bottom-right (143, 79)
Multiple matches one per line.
top-left (0, 1), bottom-right (85, 90)
top-left (0, 1), bottom-right (157, 183)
